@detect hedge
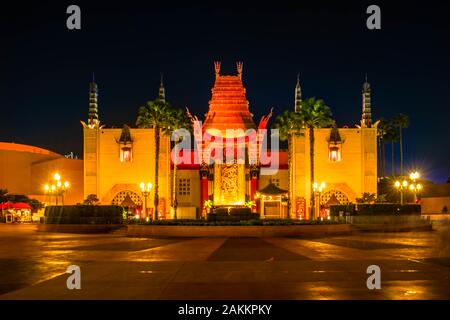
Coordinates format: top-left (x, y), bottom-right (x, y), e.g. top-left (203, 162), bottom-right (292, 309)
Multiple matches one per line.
top-left (329, 204), bottom-right (421, 217)
top-left (44, 205), bottom-right (124, 224)
top-left (208, 207), bottom-right (258, 222)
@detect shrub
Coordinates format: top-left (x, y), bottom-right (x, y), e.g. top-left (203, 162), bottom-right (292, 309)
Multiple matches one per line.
top-left (329, 204), bottom-right (421, 216)
top-left (44, 205), bottom-right (123, 224)
top-left (208, 207), bottom-right (258, 222)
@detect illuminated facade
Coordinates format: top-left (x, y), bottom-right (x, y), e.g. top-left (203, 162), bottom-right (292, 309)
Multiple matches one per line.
top-left (81, 62), bottom-right (377, 219)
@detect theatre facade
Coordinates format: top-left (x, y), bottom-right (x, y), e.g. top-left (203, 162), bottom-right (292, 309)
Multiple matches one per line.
top-left (81, 62), bottom-right (377, 220)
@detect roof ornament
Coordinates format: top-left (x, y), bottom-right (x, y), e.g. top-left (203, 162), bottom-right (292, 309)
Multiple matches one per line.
top-left (214, 61), bottom-right (221, 78)
top-left (236, 61), bottom-right (243, 79)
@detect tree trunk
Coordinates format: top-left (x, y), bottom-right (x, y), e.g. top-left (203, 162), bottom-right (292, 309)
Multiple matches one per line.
top-left (382, 140), bottom-right (386, 177)
top-left (391, 141), bottom-right (395, 176)
top-left (399, 127), bottom-right (403, 176)
top-left (154, 125), bottom-right (160, 220)
top-left (172, 140), bottom-right (179, 219)
top-left (309, 126), bottom-right (315, 221)
top-left (288, 134), bottom-right (292, 219)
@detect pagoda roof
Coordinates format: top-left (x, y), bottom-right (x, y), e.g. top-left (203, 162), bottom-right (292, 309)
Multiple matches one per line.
top-left (203, 64), bottom-right (256, 137)
top-left (258, 183), bottom-right (288, 196)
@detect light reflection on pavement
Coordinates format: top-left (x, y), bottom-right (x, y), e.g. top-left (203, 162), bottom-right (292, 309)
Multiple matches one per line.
top-left (1, 224), bottom-right (450, 300)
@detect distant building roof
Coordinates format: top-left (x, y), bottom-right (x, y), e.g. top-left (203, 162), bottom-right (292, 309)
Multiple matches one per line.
top-left (0, 142), bottom-right (61, 157)
top-left (422, 183), bottom-right (450, 198)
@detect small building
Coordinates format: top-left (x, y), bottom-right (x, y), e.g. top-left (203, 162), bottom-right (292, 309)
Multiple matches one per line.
top-left (0, 142), bottom-right (83, 205)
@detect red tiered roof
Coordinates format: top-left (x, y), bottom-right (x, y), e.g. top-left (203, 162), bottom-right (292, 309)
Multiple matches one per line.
top-left (203, 62), bottom-right (256, 136)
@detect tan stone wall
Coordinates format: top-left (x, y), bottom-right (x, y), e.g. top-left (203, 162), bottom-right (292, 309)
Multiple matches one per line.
top-left (291, 127), bottom-right (377, 218)
top-left (175, 169), bottom-right (200, 208)
top-left (421, 197), bottom-right (450, 214)
top-left (83, 127), bottom-right (171, 213)
top-left (0, 145), bottom-right (60, 195)
top-left (30, 158), bottom-right (83, 205)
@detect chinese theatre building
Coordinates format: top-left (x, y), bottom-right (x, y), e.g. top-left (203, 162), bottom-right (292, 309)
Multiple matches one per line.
top-left (81, 62), bottom-right (377, 219)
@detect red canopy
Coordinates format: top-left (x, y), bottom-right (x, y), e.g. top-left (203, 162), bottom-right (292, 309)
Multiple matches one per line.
top-left (0, 202), bottom-right (31, 210)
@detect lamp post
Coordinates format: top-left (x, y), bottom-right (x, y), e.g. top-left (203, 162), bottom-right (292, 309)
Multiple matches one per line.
top-left (409, 182), bottom-right (423, 203)
top-left (394, 179), bottom-right (408, 205)
top-left (409, 171), bottom-right (422, 203)
top-left (44, 173), bottom-right (69, 206)
top-left (140, 182), bottom-right (152, 221)
top-left (313, 182), bottom-right (326, 220)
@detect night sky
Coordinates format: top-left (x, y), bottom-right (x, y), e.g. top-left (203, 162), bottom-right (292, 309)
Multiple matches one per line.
top-left (1, 1), bottom-right (449, 182)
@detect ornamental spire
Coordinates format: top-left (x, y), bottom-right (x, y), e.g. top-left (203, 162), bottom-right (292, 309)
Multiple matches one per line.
top-left (294, 74), bottom-right (302, 113)
top-left (158, 73), bottom-right (165, 102)
top-left (361, 74), bottom-right (372, 127)
top-left (88, 74), bottom-right (99, 127)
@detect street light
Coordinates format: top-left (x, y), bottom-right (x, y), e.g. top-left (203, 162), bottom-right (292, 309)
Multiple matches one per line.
top-left (43, 173), bottom-right (70, 205)
top-left (394, 179), bottom-right (408, 205)
top-left (313, 182), bottom-right (326, 220)
top-left (408, 171), bottom-right (422, 203)
top-left (409, 171), bottom-right (420, 181)
top-left (409, 183), bottom-right (423, 203)
top-left (140, 182), bottom-right (152, 220)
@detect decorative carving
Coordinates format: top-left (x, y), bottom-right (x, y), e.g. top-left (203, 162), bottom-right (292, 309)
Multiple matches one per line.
top-left (220, 163), bottom-right (238, 203)
top-left (200, 162), bottom-right (209, 179)
top-left (249, 164), bottom-right (260, 179)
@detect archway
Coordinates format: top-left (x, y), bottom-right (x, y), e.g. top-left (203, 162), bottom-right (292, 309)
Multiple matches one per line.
top-left (111, 190), bottom-right (143, 219)
top-left (320, 190), bottom-right (351, 206)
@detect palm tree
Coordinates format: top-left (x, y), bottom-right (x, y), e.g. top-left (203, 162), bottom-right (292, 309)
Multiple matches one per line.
top-left (392, 113), bottom-right (409, 176)
top-left (136, 98), bottom-right (172, 220)
top-left (383, 123), bottom-right (399, 176)
top-left (165, 108), bottom-right (192, 219)
top-left (274, 110), bottom-right (304, 217)
top-left (377, 118), bottom-right (390, 177)
top-left (300, 97), bottom-right (334, 221)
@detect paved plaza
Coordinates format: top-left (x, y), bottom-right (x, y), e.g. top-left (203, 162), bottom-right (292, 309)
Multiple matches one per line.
top-left (1, 224), bottom-right (450, 299)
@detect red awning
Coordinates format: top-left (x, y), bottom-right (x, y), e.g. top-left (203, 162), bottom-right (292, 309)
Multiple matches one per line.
top-left (12, 202), bottom-right (32, 209)
top-left (0, 202), bottom-right (31, 210)
top-left (0, 202), bottom-right (14, 209)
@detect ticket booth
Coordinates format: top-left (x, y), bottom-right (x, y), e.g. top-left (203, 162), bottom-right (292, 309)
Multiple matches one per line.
top-left (256, 183), bottom-right (289, 219)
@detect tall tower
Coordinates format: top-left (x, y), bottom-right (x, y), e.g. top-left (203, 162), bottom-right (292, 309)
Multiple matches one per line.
top-left (158, 74), bottom-right (165, 102)
top-left (88, 74), bottom-right (100, 128)
top-left (295, 74), bottom-right (302, 113)
top-left (81, 75), bottom-right (101, 200)
top-left (361, 74), bottom-right (372, 127)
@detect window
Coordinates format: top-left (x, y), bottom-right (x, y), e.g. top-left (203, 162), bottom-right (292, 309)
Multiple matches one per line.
top-left (178, 178), bottom-right (191, 196)
top-left (120, 147), bottom-right (132, 162)
top-left (329, 146), bottom-right (341, 162)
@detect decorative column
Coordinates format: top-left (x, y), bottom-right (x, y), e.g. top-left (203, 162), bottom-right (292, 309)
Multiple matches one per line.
top-left (250, 164), bottom-right (260, 213)
top-left (200, 163), bottom-right (209, 218)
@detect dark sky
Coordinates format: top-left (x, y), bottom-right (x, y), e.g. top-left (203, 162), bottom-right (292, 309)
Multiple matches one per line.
top-left (1, 0), bottom-right (449, 182)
